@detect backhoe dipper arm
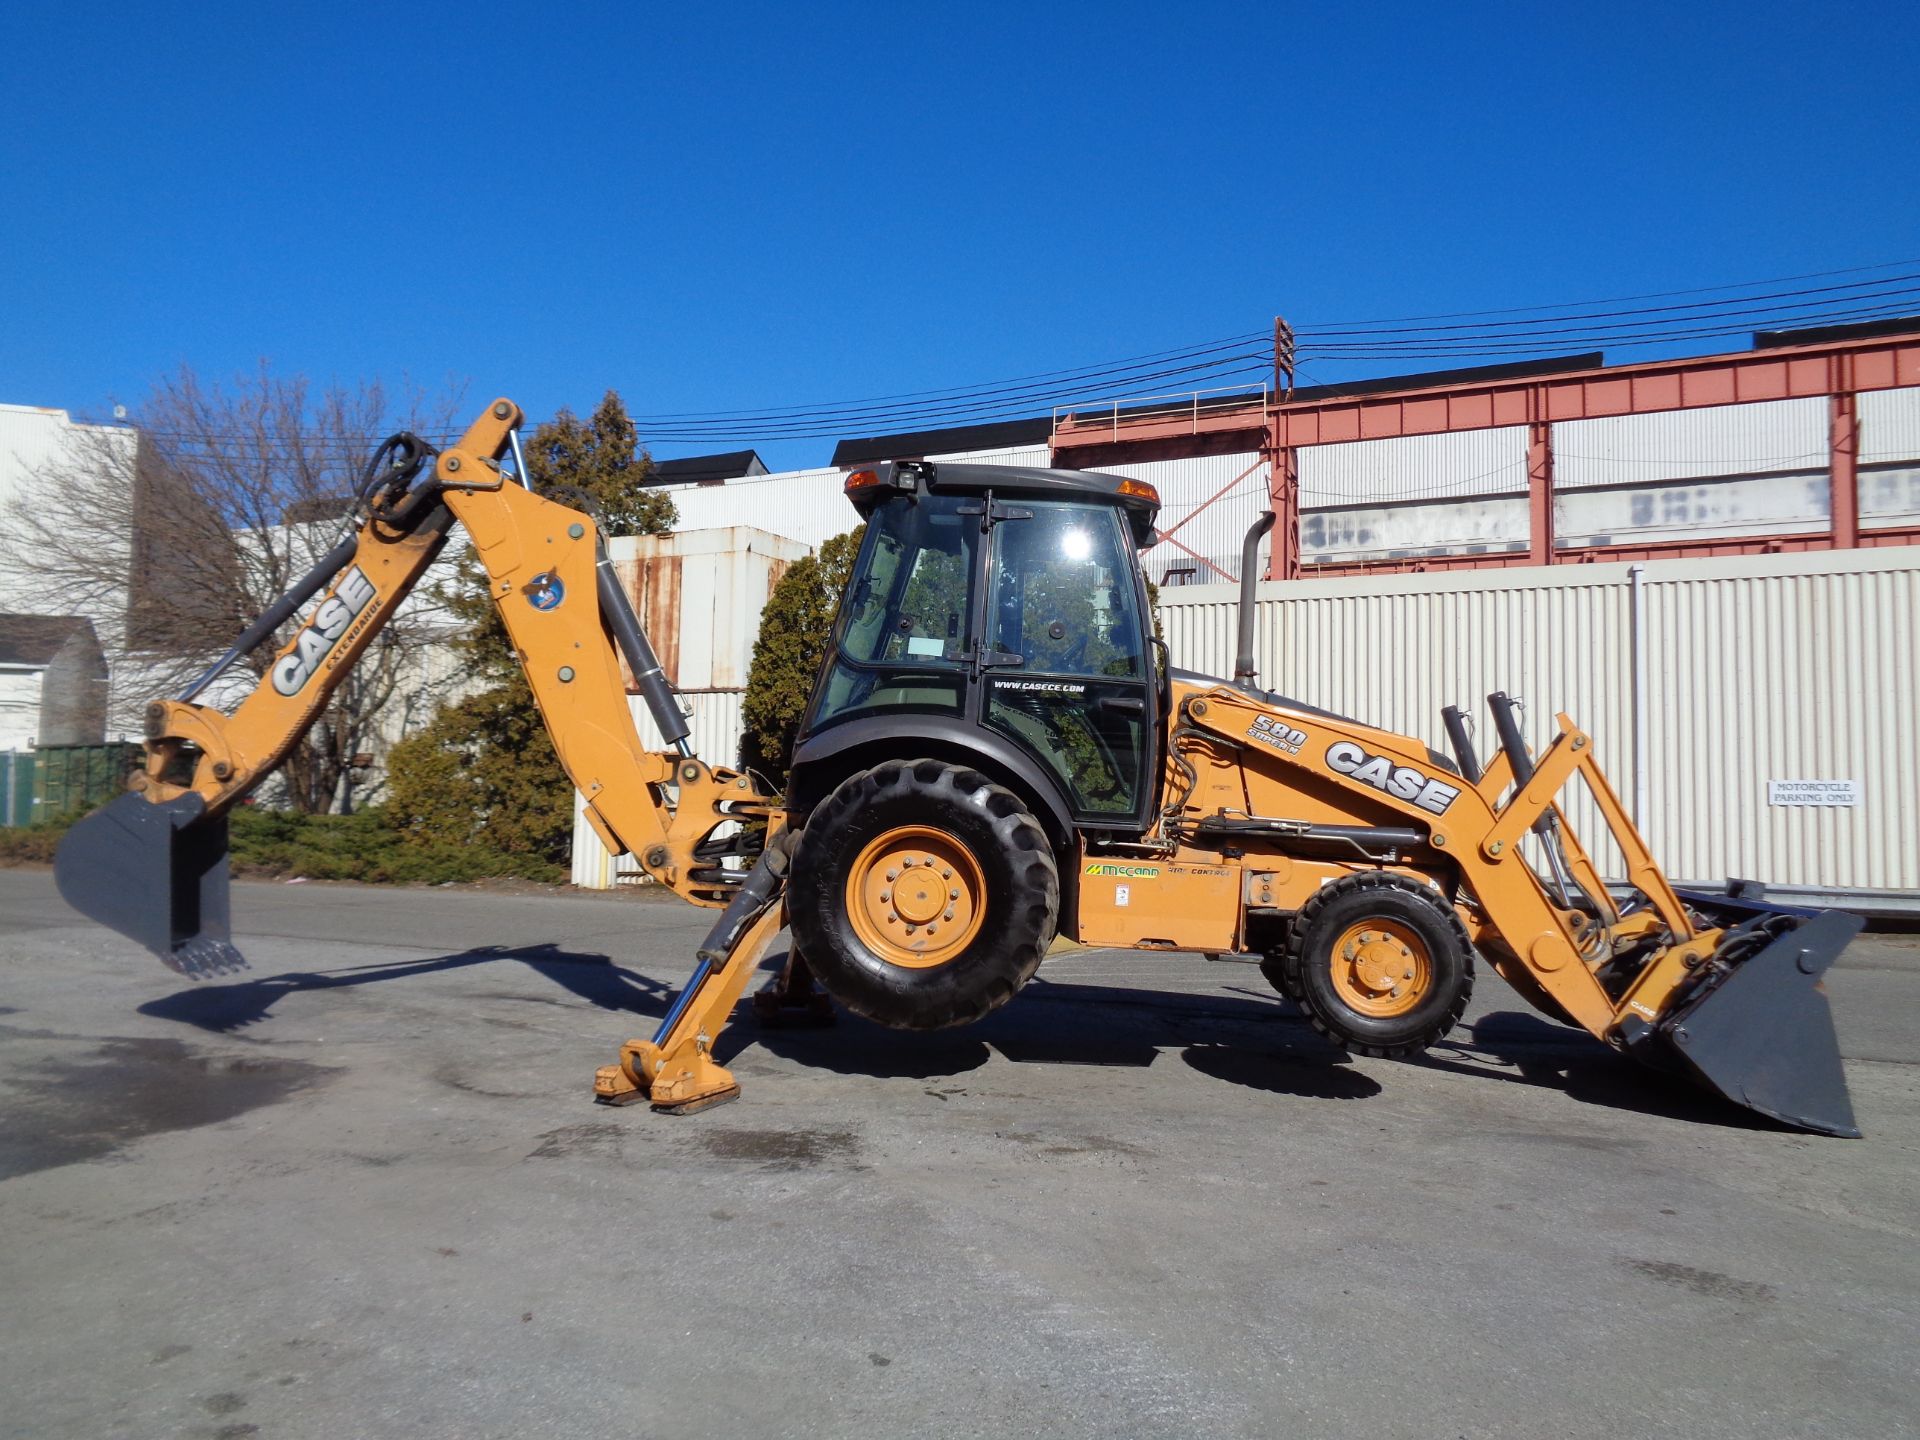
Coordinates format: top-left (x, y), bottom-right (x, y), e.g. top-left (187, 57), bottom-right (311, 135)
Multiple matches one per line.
top-left (133, 397), bottom-right (775, 900)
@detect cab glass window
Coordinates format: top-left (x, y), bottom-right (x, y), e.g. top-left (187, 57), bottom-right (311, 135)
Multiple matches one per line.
top-left (990, 503), bottom-right (1144, 679)
top-left (812, 493), bottom-right (977, 728)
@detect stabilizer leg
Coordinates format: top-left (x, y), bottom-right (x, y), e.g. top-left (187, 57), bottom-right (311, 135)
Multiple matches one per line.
top-left (594, 840), bottom-right (791, 1113)
top-left (753, 948), bottom-right (836, 1028)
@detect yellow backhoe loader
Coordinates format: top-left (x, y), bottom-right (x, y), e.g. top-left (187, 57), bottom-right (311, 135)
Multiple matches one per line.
top-left (56, 399), bottom-right (1862, 1136)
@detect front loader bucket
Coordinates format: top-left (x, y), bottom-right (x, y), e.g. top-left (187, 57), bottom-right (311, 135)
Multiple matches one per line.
top-left (54, 792), bottom-right (246, 980)
top-left (1652, 909), bottom-right (1862, 1138)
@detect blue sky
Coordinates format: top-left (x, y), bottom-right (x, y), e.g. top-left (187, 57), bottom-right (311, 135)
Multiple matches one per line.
top-left (3, 1), bottom-right (1915, 469)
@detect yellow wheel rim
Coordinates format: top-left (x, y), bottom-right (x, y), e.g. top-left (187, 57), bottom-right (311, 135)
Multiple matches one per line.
top-left (845, 825), bottom-right (987, 969)
top-left (1329, 919), bottom-right (1431, 1017)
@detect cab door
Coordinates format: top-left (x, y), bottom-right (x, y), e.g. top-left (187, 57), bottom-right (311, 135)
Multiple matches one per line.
top-left (980, 500), bottom-right (1156, 833)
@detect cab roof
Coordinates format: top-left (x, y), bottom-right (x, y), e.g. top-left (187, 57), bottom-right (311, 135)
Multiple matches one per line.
top-left (844, 459), bottom-right (1161, 544)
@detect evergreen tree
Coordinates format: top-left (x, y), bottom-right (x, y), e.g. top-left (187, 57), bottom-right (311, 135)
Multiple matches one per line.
top-left (740, 525), bottom-right (864, 784)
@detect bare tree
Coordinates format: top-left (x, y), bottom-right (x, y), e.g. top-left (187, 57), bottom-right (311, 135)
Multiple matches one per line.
top-left (1, 363), bottom-right (467, 812)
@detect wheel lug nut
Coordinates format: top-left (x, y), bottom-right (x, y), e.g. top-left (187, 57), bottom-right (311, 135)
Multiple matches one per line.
top-left (943, 909), bottom-right (955, 920)
top-left (942, 868), bottom-right (953, 879)
top-left (1403, 969), bottom-right (1414, 980)
top-left (885, 869), bottom-right (898, 881)
top-left (880, 892), bottom-right (890, 903)
top-left (949, 888), bottom-right (959, 899)
top-left (905, 924), bottom-right (917, 935)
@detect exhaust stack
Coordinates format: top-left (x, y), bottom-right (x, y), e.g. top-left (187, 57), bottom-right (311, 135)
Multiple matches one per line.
top-left (1233, 512), bottom-right (1277, 689)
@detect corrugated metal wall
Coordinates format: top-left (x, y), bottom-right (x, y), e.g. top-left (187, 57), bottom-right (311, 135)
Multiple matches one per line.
top-left (1296, 428), bottom-right (1530, 567)
top-left (568, 527), bottom-right (807, 888)
top-left (1860, 386), bottom-right (1920, 462)
top-left (1303, 426), bottom-right (1529, 504)
top-left (570, 690), bottom-right (748, 888)
top-left (940, 443), bottom-right (1273, 588)
top-left (1860, 386), bottom-right (1920, 530)
top-left (1554, 398), bottom-right (1830, 486)
top-left (1158, 547), bottom-right (1920, 897)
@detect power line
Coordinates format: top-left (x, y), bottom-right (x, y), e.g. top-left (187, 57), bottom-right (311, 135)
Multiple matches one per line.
top-left (1292, 258), bottom-right (1920, 327)
top-left (109, 261), bottom-right (1920, 454)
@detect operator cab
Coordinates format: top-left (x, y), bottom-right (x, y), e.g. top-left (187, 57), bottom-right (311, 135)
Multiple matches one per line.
top-left (797, 460), bottom-right (1163, 834)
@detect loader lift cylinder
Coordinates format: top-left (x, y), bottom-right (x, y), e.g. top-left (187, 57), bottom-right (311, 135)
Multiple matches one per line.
top-left (1441, 703), bottom-right (1483, 783)
top-left (1488, 691), bottom-right (1580, 907)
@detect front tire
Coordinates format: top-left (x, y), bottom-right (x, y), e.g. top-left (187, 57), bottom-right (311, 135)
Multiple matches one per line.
top-left (1276, 873), bottom-right (1473, 1058)
top-left (788, 760), bottom-right (1058, 1030)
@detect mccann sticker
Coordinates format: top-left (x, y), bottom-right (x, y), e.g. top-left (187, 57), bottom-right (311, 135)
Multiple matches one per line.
top-left (1325, 740), bottom-right (1460, 815)
top-left (1085, 862), bottom-right (1160, 879)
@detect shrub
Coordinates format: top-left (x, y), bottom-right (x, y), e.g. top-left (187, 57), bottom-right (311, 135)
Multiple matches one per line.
top-left (740, 525), bottom-right (863, 784)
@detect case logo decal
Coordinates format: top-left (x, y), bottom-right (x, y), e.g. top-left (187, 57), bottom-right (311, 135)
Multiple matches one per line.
top-left (1325, 740), bottom-right (1460, 815)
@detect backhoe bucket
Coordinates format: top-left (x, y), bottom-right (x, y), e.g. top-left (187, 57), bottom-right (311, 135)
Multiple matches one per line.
top-left (1648, 909), bottom-right (1862, 1138)
top-left (54, 792), bottom-right (246, 980)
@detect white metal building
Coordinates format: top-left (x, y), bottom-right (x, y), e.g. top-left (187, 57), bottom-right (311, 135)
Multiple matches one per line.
top-left (567, 378), bottom-right (1920, 903)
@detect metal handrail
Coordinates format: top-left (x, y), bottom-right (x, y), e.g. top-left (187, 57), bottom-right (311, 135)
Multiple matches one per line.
top-left (1051, 384), bottom-right (1269, 440)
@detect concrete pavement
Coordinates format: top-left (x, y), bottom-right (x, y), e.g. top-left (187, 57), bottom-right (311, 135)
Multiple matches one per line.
top-left (1, 868), bottom-right (1915, 1439)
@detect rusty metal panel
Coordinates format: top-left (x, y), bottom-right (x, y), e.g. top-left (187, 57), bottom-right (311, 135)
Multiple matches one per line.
top-left (1158, 547), bottom-right (1920, 897)
top-left (609, 527), bottom-right (811, 692)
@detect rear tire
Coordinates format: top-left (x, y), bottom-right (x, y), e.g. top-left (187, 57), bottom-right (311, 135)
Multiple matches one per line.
top-left (1277, 873), bottom-right (1473, 1058)
top-left (788, 760), bottom-right (1058, 1030)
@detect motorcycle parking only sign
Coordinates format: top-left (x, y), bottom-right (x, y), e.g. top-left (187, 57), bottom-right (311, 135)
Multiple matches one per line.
top-left (1767, 780), bottom-right (1861, 807)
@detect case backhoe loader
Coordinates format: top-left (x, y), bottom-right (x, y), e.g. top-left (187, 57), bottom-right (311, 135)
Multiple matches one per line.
top-left (55, 399), bottom-right (1862, 1136)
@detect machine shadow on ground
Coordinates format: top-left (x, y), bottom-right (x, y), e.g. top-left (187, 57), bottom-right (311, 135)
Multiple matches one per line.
top-left (130, 943), bottom-right (1776, 1130)
top-left (137, 943), bottom-right (674, 1033)
top-left (1424, 1010), bottom-right (1785, 1133)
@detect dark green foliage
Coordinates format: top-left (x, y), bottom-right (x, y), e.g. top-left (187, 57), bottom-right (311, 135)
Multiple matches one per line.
top-left (228, 807), bottom-right (566, 884)
top-left (388, 391), bottom-right (675, 859)
top-left (740, 525), bottom-right (864, 784)
top-left (0, 813), bottom-right (83, 866)
top-left (1, 806), bottom-right (562, 884)
top-left (523, 391), bottom-right (676, 539)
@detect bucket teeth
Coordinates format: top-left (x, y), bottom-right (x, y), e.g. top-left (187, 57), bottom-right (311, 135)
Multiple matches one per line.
top-left (167, 937), bottom-right (250, 981)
